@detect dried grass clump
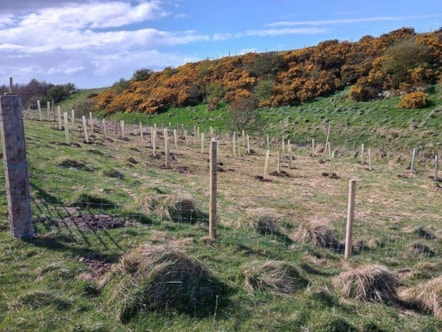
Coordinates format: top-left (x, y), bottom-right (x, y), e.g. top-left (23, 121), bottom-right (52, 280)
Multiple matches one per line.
top-left (243, 260), bottom-right (308, 295)
top-left (406, 242), bottom-right (435, 257)
top-left (292, 221), bottom-right (341, 250)
top-left (101, 244), bottom-right (225, 322)
top-left (398, 276), bottom-right (442, 317)
top-left (402, 225), bottom-right (434, 239)
top-left (141, 195), bottom-right (206, 223)
top-left (332, 264), bottom-right (398, 304)
top-left (255, 215), bottom-right (279, 235)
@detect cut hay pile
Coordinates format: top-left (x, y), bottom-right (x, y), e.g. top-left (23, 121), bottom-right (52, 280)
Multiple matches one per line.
top-left (243, 260), bottom-right (308, 295)
top-left (101, 244), bottom-right (225, 322)
top-left (399, 276), bottom-right (442, 317)
top-left (292, 221), bottom-right (341, 250)
top-left (332, 264), bottom-right (398, 304)
top-left (140, 195), bottom-right (206, 223)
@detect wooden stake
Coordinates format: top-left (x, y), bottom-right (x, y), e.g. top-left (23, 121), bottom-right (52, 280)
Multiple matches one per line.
top-left (360, 143), bottom-right (365, 164)
top-left (164, 128), bottom-right (169, 168)
top-left (120, 120), bottom-right (125, 140)
top-left (368, 148), bottom-right (372, 171)
top-left (139, 122), bottom-right (144, 140)
top-left (288, 140), bottom-right (292, 169)
top-left (200, 132), bottom-right (205, 154)
top-left (82, 116), bottom-right (89, 143)
top-left (311, 138), bottom-right (315, 156)
top-left (63, 112), bottom-right (70, 145)
top-left (232, 132), bottom-right (236, 157)
top-left (0, 95), bottom-right (34, 238)
top-left (247, 134), bottom-right (250, 154)
top-left (209, 140), bottom-right (218, 240)
top-left (102, 119), bottom-right (107, 140)
top-left (71, 109), bottom-right (75, 124)
top-left (411, 148), bottom-right (417, 173)
top-left (174, 128), bottom-right (178, 149)
top-left (434, 154), bottom-right (439, 181)
top-left (152, 125), bottom-right (157, 157)
top-left (277, 150), bottom-right (281, 174)
top-left (345, 179), bottom-right (357, 260)
top-left (89, 112), bottom-right (94, 133)
top-left (324, 124), bottom-right (331, 154)
top-left (47, 101), bottom-right (51, 120)
top-left (57, 106), bottom-right (62, 130)
top-left (37, 100), bottom-right (42, 121)
top-left (263, 150), bottom-right (270, 179)
top-left (266, 134), bottom-right (270, 150)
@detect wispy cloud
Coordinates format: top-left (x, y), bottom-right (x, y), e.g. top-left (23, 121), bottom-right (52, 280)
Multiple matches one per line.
top-left (268, 15), bottom-right (442, 27)
top-left (244, 27), bottom-right (326, 37)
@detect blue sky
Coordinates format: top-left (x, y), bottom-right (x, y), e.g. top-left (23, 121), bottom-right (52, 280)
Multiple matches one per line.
top-left (0, 0), bottom-right (441, 88)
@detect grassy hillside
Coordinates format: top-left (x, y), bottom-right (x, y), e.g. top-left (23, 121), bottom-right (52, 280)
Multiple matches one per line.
top-left (0, 93), bottom-right (441, 330)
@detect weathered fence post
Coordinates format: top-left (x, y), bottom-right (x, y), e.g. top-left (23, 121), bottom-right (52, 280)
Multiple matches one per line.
top-left (63, 112), bottom-right (70, 145)
top-left (174, 128), bottom-right (178, 149)
top-left (71, 109), bottom-right (75, 124)
top-left (120, 120), bottom-right (125, 140)
top-left (360, 143), bottom-right (365, 165)
top-left (164, 128), bottom-right (169, 168)
top-left (37, 100), bottom-right (42, 121)
top-left (102, 119), bottom-right (107, 140)
top-left (263, 150), bottom-right (270, 179)
top-left (209, 140), bottom-right (218, 240)
top-left (139, 122), bottom-right (144, 140)
top-left (152, 125), bottom-right (157, 157)
top-left (82, 116), bottom-right (89, 143)
top-left (324, 124), bottom-right (331, 154)
top-left (434, 154), bottom-right (439, 181)
top-left (0, 94), bottom-right (34, 238)
top-left (411, 148), bottom-right (417, 174)
top-left (247, 134), bottom-right (250, 154)
top-left (89, 112), bottom-right (94, 133)
top-left (345, 179), bottom-right (357, 260)
top-left (368, 148), bottom-right (372, 171)
top-left (46, 101), bottom-right (51, 120)
top-left (200, 132), bottom-right (205, 154)
top-left (57, 106), bottom-right (62, 130)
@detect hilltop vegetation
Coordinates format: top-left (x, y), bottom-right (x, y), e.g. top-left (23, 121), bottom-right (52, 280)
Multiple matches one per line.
top-left (94, 27), bottom-right (442, 115)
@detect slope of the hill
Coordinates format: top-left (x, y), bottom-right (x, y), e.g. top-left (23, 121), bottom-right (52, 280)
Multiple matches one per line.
top-left (93, 27), bottom-right (442, 115)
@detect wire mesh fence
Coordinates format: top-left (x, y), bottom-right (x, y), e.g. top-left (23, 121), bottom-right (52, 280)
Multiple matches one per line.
top-left (1, 109), bottom-right (440, 267)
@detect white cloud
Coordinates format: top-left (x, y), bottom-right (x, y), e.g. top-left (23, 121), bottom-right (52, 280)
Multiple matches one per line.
top-left (268, 15), bottom-right (442, 27)
top-left (244, 27), bottom-right (326, 37)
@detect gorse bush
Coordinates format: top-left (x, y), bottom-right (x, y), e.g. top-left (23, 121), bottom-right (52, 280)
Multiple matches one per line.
top-left (398, 91), bottom-right (429, 109)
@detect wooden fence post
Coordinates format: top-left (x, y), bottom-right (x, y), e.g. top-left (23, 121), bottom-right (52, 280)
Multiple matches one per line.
top-left (88, 112), bottom-right (94, 133)
top-left (164, 128), bottom-right (169, 168)
top-left (120, 120), bottom-right (125, 140)
top-left (368, 148), bottom-right (372, 171)
top-left (174, 129), bottom-right (178, 149)
top-left (200, 132), bottom-right (205, 154)
top-left (139, 122), bottom-right (144, 140)
top-left (63, 112), bottom-right (70, 145)
top-left (0, 95), bottom-right (34, 238)
top-left (102, 119), bottom-right (107, 140)
top-left (37, 100), bottom-right (42, 121)
top-left (71, 109), bottom-right (75, 124)
top-left (152, 125), bottom-right (157, 157)
top-left (324, 124), bottom-right (331, 154)
top-left (209, 140), bottom-right (218, 240)
top-left (263, 150), bottom-right (270, 179)
top-left (434, 154), bottom-right (439, 181)
top-left (82, 116), bottom-right (89, 143)
top-left (46, 101), bottom-right (51, 120)
top-left (345, 179), bottom-right (357, 260)
top-left (411, 148), bottom-right (417, 173)
top-left (57, 106), bottom-right (62, 130)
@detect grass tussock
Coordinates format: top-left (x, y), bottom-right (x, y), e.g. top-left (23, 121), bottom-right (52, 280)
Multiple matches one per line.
top-left (332, 264), bottom-right (398, 304)
top-left (139, 194), bottom-right (207, 223)
top-left (101, 244), bottom-right (226, 322)
top-left (292, 220), bottom-right (341, 250)
top-left (399, 276), bottom-right (442, 317)
top-left (243, 260), bottom-right (308, 295)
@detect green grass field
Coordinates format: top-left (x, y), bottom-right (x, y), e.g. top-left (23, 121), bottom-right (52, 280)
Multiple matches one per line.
top-left (0, 87), bottom-right (441, 331)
